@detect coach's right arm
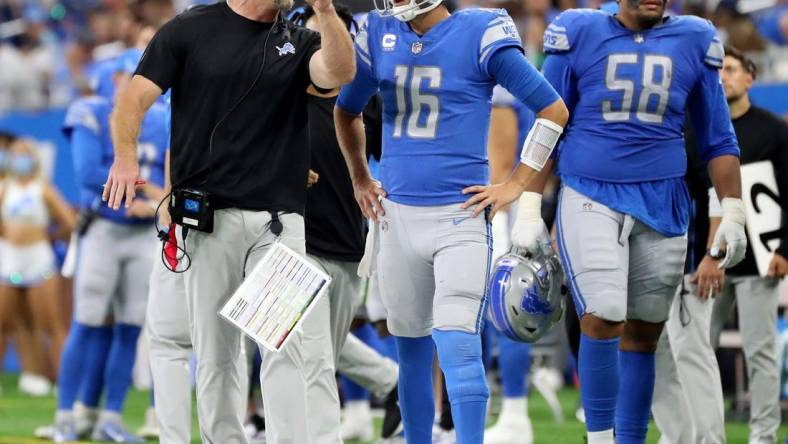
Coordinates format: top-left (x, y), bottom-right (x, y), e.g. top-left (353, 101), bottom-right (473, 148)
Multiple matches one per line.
top-left (105, 75), bottom-right (162, 211)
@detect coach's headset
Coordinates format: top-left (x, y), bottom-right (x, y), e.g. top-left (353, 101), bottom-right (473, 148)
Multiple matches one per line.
top-left (158, 12), bottom-right (295, 272)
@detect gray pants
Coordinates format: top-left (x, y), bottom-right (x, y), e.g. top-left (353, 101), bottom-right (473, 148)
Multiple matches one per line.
top-left (147, 248), bottom-right (193, 444)
top-left (377, 198), bottom-right (491, 337)
top-left (652, 275), bottom-right (725, 444)
top-left (181, 209), bottom-right (312, 444)
top-left (556, 185), bottom-right (687, 323)
top-left (145, 249), bottom-right (259, 444)
top-left (337, 332), bottom-right (398, 397)
top-left (710, 275), bottom-right (781, 444)
top-left (302, 255), bottom-right (365, 444)
top-left (75, 219), bottom-right (156, 326)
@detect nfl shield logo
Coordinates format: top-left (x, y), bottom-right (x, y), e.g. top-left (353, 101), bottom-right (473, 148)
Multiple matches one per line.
top-left (411, 41), bottom-right (423, 54)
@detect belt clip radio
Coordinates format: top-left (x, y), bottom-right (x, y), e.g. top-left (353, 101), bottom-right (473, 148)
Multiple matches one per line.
top-left (169, 187), bottom-right (214, 233)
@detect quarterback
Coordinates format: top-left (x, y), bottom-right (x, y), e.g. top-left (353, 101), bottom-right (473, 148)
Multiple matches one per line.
top-left (333, 0), bottom-right (568, 441)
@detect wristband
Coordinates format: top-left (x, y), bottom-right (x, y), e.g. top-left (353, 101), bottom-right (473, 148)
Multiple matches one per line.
top-left (519, 118), bottom-right (563, 172)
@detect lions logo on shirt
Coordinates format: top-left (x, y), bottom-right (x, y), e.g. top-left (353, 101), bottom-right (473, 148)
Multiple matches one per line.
top-left (277, 42), bottom-right (296, 56)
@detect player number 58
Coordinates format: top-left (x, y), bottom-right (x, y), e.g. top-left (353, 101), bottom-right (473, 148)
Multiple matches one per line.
top-left (602, 54), bottom-right (673, 124)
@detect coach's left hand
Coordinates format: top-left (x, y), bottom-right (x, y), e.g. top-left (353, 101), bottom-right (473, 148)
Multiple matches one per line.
top-left (461, 181), bottom-right (523, 219)
top-left (691, 254), bottom-right (725, 300)
top-left (767, 253), bottom-right (788, 279)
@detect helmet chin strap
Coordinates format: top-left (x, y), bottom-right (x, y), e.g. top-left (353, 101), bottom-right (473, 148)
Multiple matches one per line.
top-left (390, 0), bottom-right (443, 22)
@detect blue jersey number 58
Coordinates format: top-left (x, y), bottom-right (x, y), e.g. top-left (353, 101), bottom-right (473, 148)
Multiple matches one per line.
top-left (602, 54), bottom-right (673, 124)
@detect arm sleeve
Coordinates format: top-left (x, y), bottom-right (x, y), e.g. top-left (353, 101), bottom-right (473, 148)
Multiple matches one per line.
top-left (488, 46), bottom-right (559, 113)
top-left (686, 67), bottom-right (740, 163)
top-left (71, 126), bottom-right (110, 191)
top-left (135, 18), bottom-right (184, 93)
top-left (478, 11), bottom-right (523, 78)
top-left (336, 51), bottom-right (378, 114)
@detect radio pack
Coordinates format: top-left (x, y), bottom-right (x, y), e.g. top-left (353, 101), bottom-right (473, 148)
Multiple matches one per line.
top-left (169, 187), bottom-right (214, 233)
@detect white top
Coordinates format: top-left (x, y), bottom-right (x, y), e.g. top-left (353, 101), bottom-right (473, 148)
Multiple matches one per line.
top-left (1, 181), bottom-right (49, 227)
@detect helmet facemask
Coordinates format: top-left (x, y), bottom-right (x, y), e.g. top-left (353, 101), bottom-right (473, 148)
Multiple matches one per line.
top-left (373, 0), bottom-right (444, 22)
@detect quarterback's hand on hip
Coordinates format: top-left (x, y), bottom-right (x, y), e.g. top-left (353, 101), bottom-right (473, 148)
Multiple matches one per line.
top-left (510, 192), bottom-right (552, 255)
top-left (461, 181), bottom-right (524, 219)
top-left (690, 254), bottom-right (725, 300)
top-left (352, 176), bottom-right (386, 222)
top-left (710, 198), bottom-right (747, 269)
top-left (102, 153), bottom-right (140, 210)
top-left (767, 253), bottom-right (788, 279)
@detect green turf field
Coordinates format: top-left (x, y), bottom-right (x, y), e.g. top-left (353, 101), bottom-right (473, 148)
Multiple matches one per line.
top-left (0, 373), bottom-right (782, 443)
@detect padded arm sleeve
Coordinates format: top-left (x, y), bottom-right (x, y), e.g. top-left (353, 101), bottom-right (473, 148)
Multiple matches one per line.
top-left (488, 46), bottom-right (560, 113)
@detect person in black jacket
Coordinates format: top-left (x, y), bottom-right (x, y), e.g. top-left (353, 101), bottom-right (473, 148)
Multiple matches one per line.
top-left (707, 46), bottom-right (787, 444)
top-left (654, 46), bottom-right (788, 444)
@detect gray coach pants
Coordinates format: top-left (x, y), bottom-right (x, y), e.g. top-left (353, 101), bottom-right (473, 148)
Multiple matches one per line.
top-left (710, 275), bottom-right (781, 444)
top-left (652, 275), bottom-right (725, 444)
top-left (302, 255), bottom-right (364, 444)
top-left (181, 209), bottom-right (312, 444)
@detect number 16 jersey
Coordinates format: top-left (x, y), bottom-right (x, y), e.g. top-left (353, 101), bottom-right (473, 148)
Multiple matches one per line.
top-left (337, 8), bottom-right (523, 206)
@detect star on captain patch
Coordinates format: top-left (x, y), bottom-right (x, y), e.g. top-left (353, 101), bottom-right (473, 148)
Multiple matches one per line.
top-left (411, 41), bottom-right (423, 54)
top-left (634, 33), bottom-right (644, 43)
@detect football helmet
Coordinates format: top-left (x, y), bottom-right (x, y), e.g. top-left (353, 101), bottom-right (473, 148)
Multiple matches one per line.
top-left (373, 0), bottom-right (443, 22)
top-left (488, 248), bottom-right (565, 343)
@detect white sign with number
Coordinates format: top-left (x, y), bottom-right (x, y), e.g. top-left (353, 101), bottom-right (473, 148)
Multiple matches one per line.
top-left (740, 161), bottom-right (783, 277)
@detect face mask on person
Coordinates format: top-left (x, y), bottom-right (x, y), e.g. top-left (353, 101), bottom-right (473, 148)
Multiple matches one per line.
top-left (9, 155), bottom-right (36, 177)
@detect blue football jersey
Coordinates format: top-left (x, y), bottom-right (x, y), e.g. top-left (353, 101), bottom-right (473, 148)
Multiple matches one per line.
top-left (542, 10), bottom-right (739, 236)
top-left (337, 8), bottom-right (523, 206)
top-left (89, 59), bottom-right (118, 99)
top-left (64, 96), bottom-right (169, 223)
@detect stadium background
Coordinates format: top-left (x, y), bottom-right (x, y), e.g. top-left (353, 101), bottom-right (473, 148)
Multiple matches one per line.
top-left (0, 0), bottom-right (787, 442)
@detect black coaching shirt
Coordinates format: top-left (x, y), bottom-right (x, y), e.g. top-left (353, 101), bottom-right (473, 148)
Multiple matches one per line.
top-left (135, 2), bottom-right (321, 213)
top-left (305, 94), bottom-right (382, 262)
top-left (687, 105), bottom-right (788, 276)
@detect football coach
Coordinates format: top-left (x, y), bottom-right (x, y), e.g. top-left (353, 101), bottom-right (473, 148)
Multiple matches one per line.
top-left (103, 0), bottom-right (355, 441)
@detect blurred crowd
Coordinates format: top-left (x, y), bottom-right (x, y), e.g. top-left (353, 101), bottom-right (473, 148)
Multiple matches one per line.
top-left (1, 0), bottom-right (787, 115)
top-left (0, 0), bottom-right (183, 113)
